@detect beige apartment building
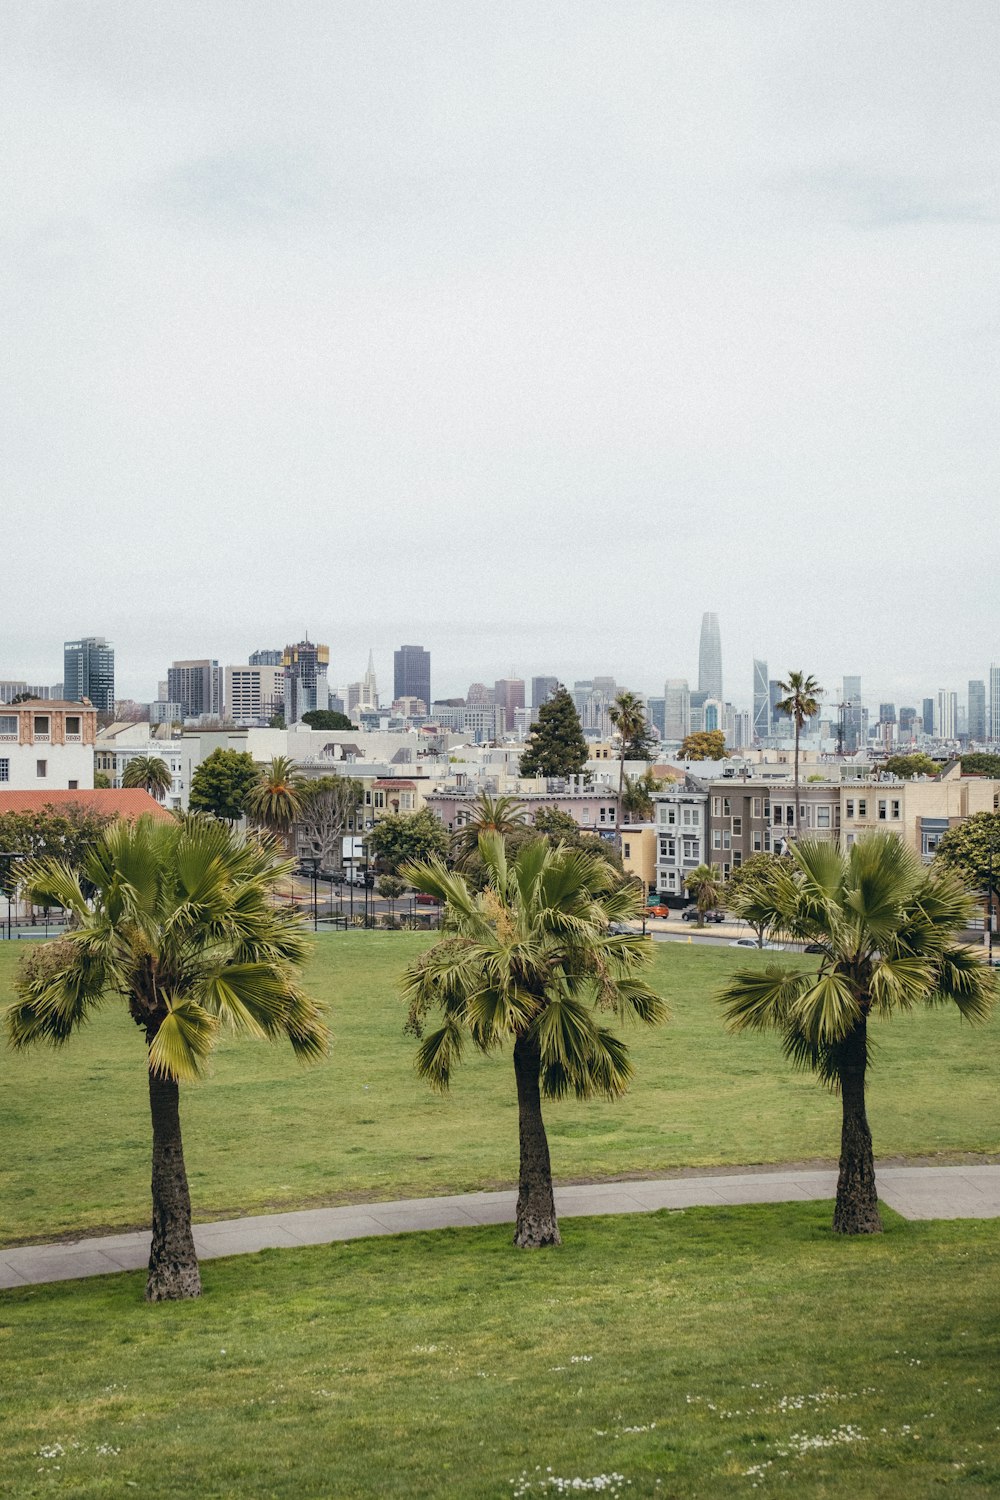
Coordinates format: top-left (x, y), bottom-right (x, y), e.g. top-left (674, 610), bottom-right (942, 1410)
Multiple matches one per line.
top-left (840, 764), bottom-right (1000, 860)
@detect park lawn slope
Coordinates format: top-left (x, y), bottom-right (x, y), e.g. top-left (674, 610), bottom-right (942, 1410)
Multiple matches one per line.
top-left (2, 1205), bottom-right (998, 1499)
top-left (1, 934), bottom-right (998, 1244)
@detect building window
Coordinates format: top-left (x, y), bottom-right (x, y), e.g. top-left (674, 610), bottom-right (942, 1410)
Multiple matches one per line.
top-left (786, 805), bottom-right (795, 827)
top-left (33, 716), bottom-right (50, 736)
top-left (878, 800), bottom-right (887, 820)
top-left (751, 830), bottom-right (762, 851)
top-left (712, 796), bottom-right (721, 816)
top-left (623, 842), bottom-right (631, 859)
top-left (667, 807), bottom-right (676, 825)
top-left (732, 816), bottom-right (742, 836)
top-left (68, 780), bottom-right (78, 790)
top-left (683, 838), bottom-right (699, 859)
top-left (773, 805), bottom-right (783, 824)
top-left (816, 806), bottom-right (831, 828)
top-left (846, 799), bottom-right (854, 818)
top-left (723, 798), bottom-right (731, 816)
top-left (581, 808), bottom-right (590, 822)
top-left (712, 830), bottom-right (722, 849)
top-left (0, 715), bottom-right (16, 738)
top-left (722, 862), bottom-right (731, 878)
top-left (858, 798), bottom-right (867, 817)
top-left (763, 799), bottom-right (770, 818)
top-left (752, 797), bottom-right (762, 819)
top-left (36, 759), bottom-right (47, 777)
top-left (0, 758), bottom-right (8, 782)
top-left (891, 800), bottom-right (901, 819)
top-left (66, 716), bottom-right (81, 736)
top-left (733, 850), bottom-right (742, 868)
top-left (722, 830), bottom-right (731, 849)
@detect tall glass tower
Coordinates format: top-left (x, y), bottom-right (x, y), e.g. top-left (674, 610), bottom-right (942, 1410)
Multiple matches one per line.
top-left (698, 613), bottom-right (722, 702)
top-left (63, 636), bottom-right (115, 714)
top-left (752, 658), bottom-right (769, 741)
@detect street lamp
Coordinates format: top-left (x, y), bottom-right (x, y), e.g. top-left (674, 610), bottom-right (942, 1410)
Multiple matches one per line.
top-left (310, 855), bottom-right (319, 932)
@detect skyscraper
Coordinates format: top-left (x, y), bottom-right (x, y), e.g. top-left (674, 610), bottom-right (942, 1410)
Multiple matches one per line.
top-left (249, 648), bottom-right (283, 666)
top-left (663, 679), bottom-right (690, 741)
top-left (990, 665), bottom-right (1000, 742)
top-left (64, 636), bottom-right (115, 714)
top-left (752, 658), bottom-right (769, 741)
top-left (968, 680), bottom-right (986, 742)
top-left (361, 649), bottom-right (378, 710)
top-left (394, 645), bottom-right (430, 713)
top-left (922, 698), bottom-right (935, 736)
top-left (494, 677), bottom-right (525, 732)
top-left (698, 613), bottom-right (722, 702)
top-left (167, 659), bottom-right (224, 720)
top-left (936, 689), bottom-right (957, 741)
top-left (282, 639), bottom-right (330, 723)
top-left (531, 676), bottom-right (559, 711)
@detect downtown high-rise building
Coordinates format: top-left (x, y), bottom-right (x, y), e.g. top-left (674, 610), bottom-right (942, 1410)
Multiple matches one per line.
top-left (922, 698), bottom-right (935, 736)
top-left (752, 658), bottom-right (769, 741)
top-left (968, 680), bottom-right (986, 742)
top-left (663, 679), bottom-right (690, 741)
top-left (990, 665), bottom-right (1000, 742)
top-left (167, 659), bottom-right (224, 720)
top-left (394, 645), bottom-right (430, 713)
top-left (936, 689), bottom-right (958, 741)
top-left (64, 636), bottom-right (115, 714)
top-left (698, 613), bottom-right (722, 702)
top-left (282, 639), bottom-right (330, 723)
top-left (531, 676), bottom-right (559, 711)
top-left (494, 677), bottom-right (526, 732)
top-left (249, 648), bottom-right (283, 666)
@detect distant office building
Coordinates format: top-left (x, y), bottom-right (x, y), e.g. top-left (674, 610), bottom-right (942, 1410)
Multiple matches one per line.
top-left (936, 689), bottom-right (957, 741)
top-left (663, 679), bottom-right (690, 742)
top-left (167, 659), bottom-right (224, 720)
top-left (361, 650), bottom-right (378, 711)
top-left (922, 698), bottom-right (935, 736)
top-left (990, 665), bottom-right (1000, 741)
top-left (843, 675), bottom-right (862, 702)
top-left (226, 664), bottom-right (285, 726)
top-left (282, 639), bottom-right (330, 724)
top-left (733, 710), bottom-right (752, 749)
top-left (899, 707), bottom-right (918, 740)
top-left (752, 658), bottom-right (769, 740)
top-left (646, 696), bottom-right (666, 738)
top-left (531, 676), bottom-right (559, 711)
top-left (249, 648), bottom-right (283, 667)
top-left (64, 637), bottom-right (115, 714)
top-left (698, 613), bottom-right (722, 702)
top-left (494, 677), bottom-right (526, 732)
top-left (968, 681), bottom-right (986, 742)
top-left (769, 680), bottom-right (789, 733)
top-left (879, 703), bottom-right (896, 724)
top-left (0, 680), bottom-right (51, 704)
top-left (149, 700), bottom-right (183, 725)
top-left (466, 682), bottom-right (492, 705)
top-left (394, 645), bottom-right (430, 712)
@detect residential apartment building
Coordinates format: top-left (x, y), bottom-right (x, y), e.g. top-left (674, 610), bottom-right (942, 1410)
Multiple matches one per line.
top-left (652, 782), bottom-right (708, 899)
top-left (226, 664), bottom-right (285, 726)
top-left (0, 699), bottom-right (97, 790)
top-left (703, 778), bottom-right (842, 880)
top-left (167, 659), bottom-right (224, 721)
top-left (840, 767), bottom-right (999, 860)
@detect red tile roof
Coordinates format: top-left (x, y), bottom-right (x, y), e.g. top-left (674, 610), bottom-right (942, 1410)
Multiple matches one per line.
top-left (0, 789), bottom-right (173, 822)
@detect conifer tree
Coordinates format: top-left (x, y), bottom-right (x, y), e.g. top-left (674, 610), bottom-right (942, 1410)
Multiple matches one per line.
top-left (519, 686), bottom-right (589, 778)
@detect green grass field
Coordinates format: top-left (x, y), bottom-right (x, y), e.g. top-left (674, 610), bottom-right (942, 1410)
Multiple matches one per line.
top-left (2, 1206), bottom-right (998, 1498)
top-left (2, 935), bottom-right (998, 1245)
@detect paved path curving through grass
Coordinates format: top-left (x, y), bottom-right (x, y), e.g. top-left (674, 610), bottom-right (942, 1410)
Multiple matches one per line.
top-left (3, 1163), bottom-right (998, 1289)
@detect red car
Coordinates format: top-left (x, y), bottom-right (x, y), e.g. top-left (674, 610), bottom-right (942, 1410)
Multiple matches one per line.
top-left (413, 892), bottom-right (440, 907)
top-left (646, 904), bottom-right (670, 918)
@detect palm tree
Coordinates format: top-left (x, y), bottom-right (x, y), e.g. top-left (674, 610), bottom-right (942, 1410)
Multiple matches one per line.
top-left (685, 863), bottom-right (724, 926)
top-left (719, 833), bottom-right (994, 1234)
top-left (774, 671), bottom-right (822, 840)
top-left (5, 814), bottom-right (327, 1300)
top-left (246, 755), bottom-right (306, 848)
top-left (401, 833), bottom-right (666, 1248)
top-left (620, 770), bottom-right (657, 822)
top-left (450, 792), bottom-right (530, 867)
top-left (121, 755), bottom-right (173, 801)
top-left (609, 691), bottom-right (649, 850)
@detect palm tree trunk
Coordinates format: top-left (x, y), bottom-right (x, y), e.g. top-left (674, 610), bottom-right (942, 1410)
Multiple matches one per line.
top-left (146, 1067), bottom-right (202, 1300)
top-left (617, 754), bottom-right (626, 853)
top-left (792, 720), bottom-right (800, 842)
top-left (832, 1017), bottom-right (882, 1234)
top-left (512, 1032), bottom-right (561, 1248)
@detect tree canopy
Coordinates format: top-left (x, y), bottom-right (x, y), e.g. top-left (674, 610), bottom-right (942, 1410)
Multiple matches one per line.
top-left (882, 754), bottom-right (940, 779)
top-left (610, 691), bottom-right (655, 760)
top-left (960, 753), bottom-right (1000, 778)
top-left (296, 776), bottom-right (364, 870)
top-left (302, 709), bottom-right (356, 731)
top-left (188, 749), bottom-right (260, 823)
top-left (246, 755), bottom-right (306, 838)
top-left (519, 686), bottom-right (589, 778)
top-left (121, 755), bottom-right (173, 799)
top-left (367, 808), bottom-right (451, 873)
top-left (679, 730), bottom-right (727, 761)
top-left (934, 812), bottom-right (1000, 894)
top-left (0, 805), bottom-right (116, 896)
top-left (724, 852), bottom-right (789, 946)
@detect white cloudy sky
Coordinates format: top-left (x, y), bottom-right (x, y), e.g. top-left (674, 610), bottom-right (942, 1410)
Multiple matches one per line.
top-left (3, 1), bottom-right (998, 709)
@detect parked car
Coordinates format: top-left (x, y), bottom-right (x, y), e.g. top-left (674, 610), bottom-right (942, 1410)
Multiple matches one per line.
top-left (607, 922), bottom-right (637, 935)
top-left (804, 942), bottom-right (827, 954)
top-left (414, 892), bottom-right (440, 907)
top-left (731, 937), bottom-right (758, 947)
top-left (681, 906), bottom-right (725, 923)
top-left (645, 904), bottom-right (670, 919)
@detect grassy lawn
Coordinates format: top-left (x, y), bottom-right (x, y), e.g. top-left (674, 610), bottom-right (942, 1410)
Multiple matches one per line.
top-left (2, 1205), bottom-right (998, 1498)
top-left (1, 934), bottom-right (998, 1245)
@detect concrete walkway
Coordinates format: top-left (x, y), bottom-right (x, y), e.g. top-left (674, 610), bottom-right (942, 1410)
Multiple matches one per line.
top-left (3, 1165), bottom-right (998, 1290)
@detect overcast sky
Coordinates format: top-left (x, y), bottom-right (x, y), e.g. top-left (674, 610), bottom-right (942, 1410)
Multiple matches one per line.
top-left (3, 2), bottom-right (998, 709)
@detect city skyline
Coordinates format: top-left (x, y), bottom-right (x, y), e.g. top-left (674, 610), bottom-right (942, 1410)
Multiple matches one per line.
top-left (3, 5), bottom-right (998, 714)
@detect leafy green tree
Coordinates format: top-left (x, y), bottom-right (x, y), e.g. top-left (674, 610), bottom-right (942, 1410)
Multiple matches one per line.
top-left (774, 671), bottom-right (822, 839)
top-left (5, 815), bottom-right (327, 1299)
top-left (719, 833), bottom-right (994, 1234)
top-left (268, 712), bottom-right (286, 730)
top-left (620, 770), bottom-right (658, 822)
top-left (377, 874), bottom-right (407, 920)
top-left (246, 755), bottom-right (306, 843)
top-left (121, 755), bottom-right (173, 800)
top-left (725, 852), bottom-right (789, 946)
top-left (401, 834), bottom-right (665, 1247)
top-left (188, 749), bottom-right (260, 823)
top-left (960, 754), bottom-right (1000, 778)
top-left (0, 805), bottom-right (115, 897)
top-left (302, 709), bottom-right (356, 731)
top-left (684, 863), bottom-right (724, 925)
top-left (883, 754), bottom-right (940, 779)
top-left (679, 730), bottom-right (727, 761)
top-left (935, 812), bottom-right (1000, 898)
top-left (609, 691), bottom-right (650, 846)
top-left (368, 808), bottom-right (450, 873)
top-left (451, 793), bottom-right (529, 867)
top-left (93, 772), bottom-right (111, 789)
top-left (296, 777), bottom-right (364, 870)
top-left (519, 686), bottom-right (588, 778)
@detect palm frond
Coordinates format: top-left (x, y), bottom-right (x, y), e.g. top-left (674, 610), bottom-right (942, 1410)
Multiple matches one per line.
top-left (789, 971), bottom-right (862, 1045)
top-left (5, 937), bottom-right (109, 1049)
top-left (928, 947), bottom-right (997, 1023)
top-left (719, 965), bottom-right (812, 1033)
top-left (147, 997), bottom-right (218, 1082)
top-left (414, 1016), bottom-right (465, 1091)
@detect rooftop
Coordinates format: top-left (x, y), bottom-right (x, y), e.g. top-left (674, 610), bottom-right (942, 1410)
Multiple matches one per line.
top-left (0, 790), bottom-right (173, 822)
